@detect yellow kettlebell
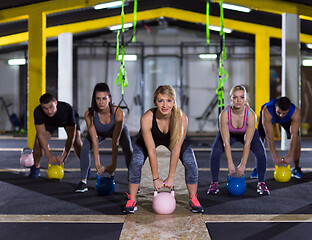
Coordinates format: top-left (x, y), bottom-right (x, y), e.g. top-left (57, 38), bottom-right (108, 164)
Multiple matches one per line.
top-left (47, 164), bottom-right (64, 180)
top-left (274, 165), bottom-right (291, 182)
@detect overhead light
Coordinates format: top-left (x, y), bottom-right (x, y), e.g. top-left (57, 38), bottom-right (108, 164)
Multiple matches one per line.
top-left (306, 43), bottom-right (312, 49)
top-left (94, 1), bottom-right (123, 10)
top-left (209, 25), bottom-right (233, 34)
top-left (222, 3), bottom-right (251, 13)
top-left (199, 54), bottom-right (218, 60)
top-left (118, 54), bottom-right (137, 61)
top-left (109, 22), bottom-right (133, 31)
top-left (8, 59), bottom-right (26, 65)
top-left (302, 59), bottom-right (312, 66)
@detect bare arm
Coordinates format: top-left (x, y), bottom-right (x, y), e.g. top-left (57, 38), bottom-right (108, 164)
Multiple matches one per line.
top-left (219, 109), bottom-right (236, 175)
top-left (284, 107), bottom-right (301, 165)
top-left (262, 106), bottom-right (282, 165)
top-left (141, 110), bottom-right (162, 190)
top-left (56, 125), bottom-right (76, 164)
top-left (35, 124), bottom-right (57, 164)
top-left (106, 107), bottom-right (124, 174)
top-left (85, 111), bottom-right (104, 174)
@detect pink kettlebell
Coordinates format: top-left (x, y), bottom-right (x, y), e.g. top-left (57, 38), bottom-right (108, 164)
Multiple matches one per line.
top-left (20, 148), bottom-right (34, 167)
top-left (152, 187), bottom-right (176, 215)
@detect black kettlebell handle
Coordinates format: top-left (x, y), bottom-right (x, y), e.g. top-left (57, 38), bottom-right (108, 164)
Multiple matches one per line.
top-left (153, 186), bottom-right (174, 192)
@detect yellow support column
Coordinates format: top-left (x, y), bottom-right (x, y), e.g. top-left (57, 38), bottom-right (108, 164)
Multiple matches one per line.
top-left (27, 11), bottom-right (46, 148)
top-left (255, 32), bottom-right (270, 119)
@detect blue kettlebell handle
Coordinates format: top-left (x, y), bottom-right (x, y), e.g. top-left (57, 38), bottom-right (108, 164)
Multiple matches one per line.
top-left (98, 172), bottom-right (114, 178)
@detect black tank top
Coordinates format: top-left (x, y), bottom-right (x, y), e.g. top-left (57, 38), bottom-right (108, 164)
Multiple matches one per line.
top-left (136, 108), bottom-right (189, 156)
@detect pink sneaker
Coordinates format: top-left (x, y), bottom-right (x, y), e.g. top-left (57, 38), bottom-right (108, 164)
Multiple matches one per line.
top-left (257, 182), bottom-right (270, 195)
top-left (189, 194), bottom-right (204, 213)
top-left (122, 193), bottom-right (137, 214)
top-left (207, 182), bottom-right (219, 195)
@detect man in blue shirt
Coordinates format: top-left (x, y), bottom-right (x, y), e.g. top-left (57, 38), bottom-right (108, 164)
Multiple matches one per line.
top-left (256, 97), bottom-right (304, 179)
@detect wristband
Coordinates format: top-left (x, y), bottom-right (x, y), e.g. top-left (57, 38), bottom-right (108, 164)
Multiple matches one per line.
top-left (153, 177), bottom-right (159, 182)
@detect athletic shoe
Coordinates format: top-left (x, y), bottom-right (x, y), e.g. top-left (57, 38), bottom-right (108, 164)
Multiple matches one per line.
top-left (122, 193), bottom-right (137, 214)
top-left (250, 168), bottom-right (258, 179)
top-left (137, 188), bottom-right (141, 193)
top-left (28, 165), bottom-right (40, 179)
top-left (257, 182), bottom-right (270, 195)
top-left (189, 194), bottom-right (204, 213)
top-left (207, 182), bottom-right (219, 195)
top-left (291, 167), bottom-right (304, 179)
top-left (75, 181), bottom-right (88, 193)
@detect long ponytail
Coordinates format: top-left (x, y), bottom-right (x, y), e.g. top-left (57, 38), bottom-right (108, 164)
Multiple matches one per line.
top-left (169, 104), bottom-right (183, 150)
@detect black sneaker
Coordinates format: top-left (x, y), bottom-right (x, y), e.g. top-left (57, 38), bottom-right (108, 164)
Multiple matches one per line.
top-left (75, 181), bottom-right (88, 193)
top-left (28, 165), bottom-right (40, 179)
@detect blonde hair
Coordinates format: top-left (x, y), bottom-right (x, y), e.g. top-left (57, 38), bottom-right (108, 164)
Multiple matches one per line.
top-left (153, 85), bottom-right (183, 150)
top-left (229, 85), bottom-right (249, 107)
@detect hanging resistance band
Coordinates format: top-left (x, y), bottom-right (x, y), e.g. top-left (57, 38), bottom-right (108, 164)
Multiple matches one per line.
top-left (216, 0), bottom-right (229, 115)
top-left (115, 0), bottom-right (137, 113)
top-left (132, 0), bottom-right (137, 43)
top-left (206, 1), bottom-right (210, 45)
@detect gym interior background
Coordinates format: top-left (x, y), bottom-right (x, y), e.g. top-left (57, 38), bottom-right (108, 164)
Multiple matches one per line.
top-left (1, 1), bottom-right (312, 239)
top-left (0, 0), bottom-right (312, 136)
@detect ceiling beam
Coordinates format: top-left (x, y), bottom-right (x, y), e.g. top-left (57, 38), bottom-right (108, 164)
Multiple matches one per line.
top-left (213, 0), bottom-right (312, 18)
top-left (1, 7), bottom-right (312, 47)
top-left (0, 0), bottom-right (112, 23)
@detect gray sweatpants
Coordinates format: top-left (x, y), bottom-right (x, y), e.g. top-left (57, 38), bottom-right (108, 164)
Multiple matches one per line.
top-left (80, 125), bottom-right (133, 179)
top-left (128, 144), bottom-right (198, 184)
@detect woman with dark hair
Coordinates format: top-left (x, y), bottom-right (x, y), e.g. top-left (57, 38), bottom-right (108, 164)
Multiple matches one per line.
top-left (122, 85), bottom-right (203, 214)
top-left (75, 83), bottom-right (133, 193)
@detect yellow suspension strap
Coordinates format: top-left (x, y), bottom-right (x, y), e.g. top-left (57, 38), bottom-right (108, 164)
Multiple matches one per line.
top-left (216, 0), bottom-right (228, 115)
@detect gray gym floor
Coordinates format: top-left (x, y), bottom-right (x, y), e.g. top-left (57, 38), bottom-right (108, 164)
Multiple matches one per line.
top-left (1, 136), bottom-right (312, 239)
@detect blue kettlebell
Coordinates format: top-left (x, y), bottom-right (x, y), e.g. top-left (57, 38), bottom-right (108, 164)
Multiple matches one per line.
top-left (96, 173), bottom-right (116, 195)
top-left (226, 175), bottom-right (246, 196)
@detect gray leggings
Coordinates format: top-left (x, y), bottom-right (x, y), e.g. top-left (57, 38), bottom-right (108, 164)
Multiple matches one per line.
top-left (80, 126), bottom-right (133, 179)
top-left (128, 144), bottom-right (198, 184)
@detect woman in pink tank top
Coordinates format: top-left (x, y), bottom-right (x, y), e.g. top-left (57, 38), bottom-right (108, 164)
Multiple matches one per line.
top-left (207, 85), bottom-right (270, 195)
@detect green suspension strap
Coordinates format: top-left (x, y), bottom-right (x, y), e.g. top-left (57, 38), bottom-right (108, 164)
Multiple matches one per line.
top-left (216, 0), bottom-right (228, 115)
top-left (115, 0), bottom-right (138, 113)
top-left (206, 1), bottom-right (210, 45)
top-left (115, 0), bottom-right (129, 113)
top-left (132, 0), bottom-right (137, 43)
